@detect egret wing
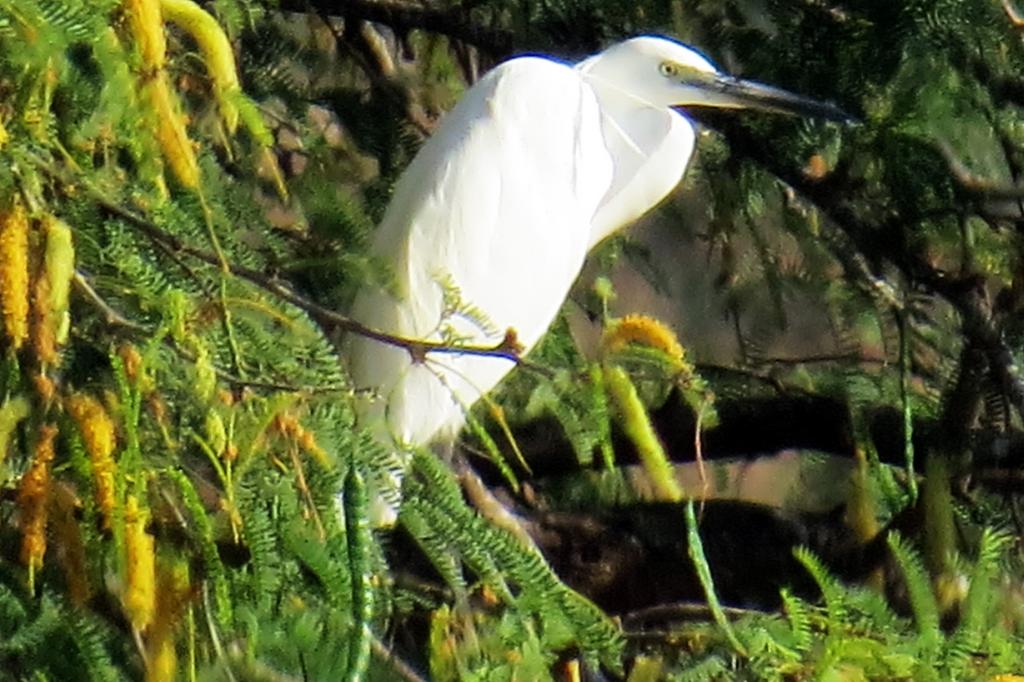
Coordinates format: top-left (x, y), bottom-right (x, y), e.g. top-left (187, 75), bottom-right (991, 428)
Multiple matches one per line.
top-left (347, 57), bottom-right (614, 447)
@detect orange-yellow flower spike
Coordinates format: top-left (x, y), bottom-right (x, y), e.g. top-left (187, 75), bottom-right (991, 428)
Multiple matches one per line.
top-left (66, 393), bottom-right (118, 529)
top-left (31, 270), bottom-right (56, 365)
top-left (18, 424), bottom-right (58, 584)
top-left (124, 0), bottom-right (167, 70)
top-left (125, 0), bottom-right (200, 189)
top-left (148, 74), bottom-right (200, 189)
top-left (273, 413), bottom-right (330, 467)
top-left (124, 494), bottom-right (156, 631)
top-left (145, 634), bottom-right (177, 682)
top-left (601, 314), bottom-right (686, 367)
top-left (0, 200), bottom-right (30, 351)
top-left (144, 560), bottom-right (192, 681)
top-left (160, 0), bottom-right (241, 132)
top-left (119, 343), bottom-right (144, 383)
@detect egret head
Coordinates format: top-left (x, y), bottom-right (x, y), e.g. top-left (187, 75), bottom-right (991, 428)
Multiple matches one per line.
top-left (578, 36), bottom-right (850, 122)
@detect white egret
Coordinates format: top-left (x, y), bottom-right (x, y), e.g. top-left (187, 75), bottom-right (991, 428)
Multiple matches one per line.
top-left (345, 35), bottom-right (848, 520)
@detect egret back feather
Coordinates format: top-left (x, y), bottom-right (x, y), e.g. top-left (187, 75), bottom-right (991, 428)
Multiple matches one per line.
top-left (341, 36), bottom-right (839, 524)
top-left (346, 57), bottom-right (614, 450)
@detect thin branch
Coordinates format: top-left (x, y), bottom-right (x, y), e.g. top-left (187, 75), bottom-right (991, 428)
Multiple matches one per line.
top-left (621, 601), bottom-right (768, 629)
top-left (318, 11), bottom-right (435, 136)
top-left (73, 271), bottom-right (148, 331)
top-left (452, 452), bottom-right (543, 555)
top-left (371, 636), bottom-right (430, 682)
top-left (207, 366), bottom-right (349, 395)
top-left (59, 168), bottom-right (531, 367)
top-left (706, 120), bottom-right (1024, 420)
top-left (74, 270), bottom-right (349, 395)
top-left (750, 352), bottom-right (887, 366)
top-left (937, 139), bottom-right (1024, 201)
top-left (277, 0), bottom-right (513, 58)
top-left (695, 362), bottom-right (790, 394)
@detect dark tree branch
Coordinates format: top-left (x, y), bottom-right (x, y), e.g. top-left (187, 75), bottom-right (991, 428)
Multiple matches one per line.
top-left (74, 271), bottom-right (349, 394)
top-left (277, 0), bottom-right (514, 58)
top-left (700, 118), bottom-right (1024, 421)
top-left (34, 150), bottom-right (532, 367)
top-left (937, 140), bottom-right (1024, 203)
top-left (90, 192), bottom-right (527, 363)
top-left (317, 11), bottom-right (436, 136)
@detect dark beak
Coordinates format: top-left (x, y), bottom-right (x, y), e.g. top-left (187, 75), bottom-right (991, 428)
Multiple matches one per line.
top-left (695, 74), bottom-right (854, 123)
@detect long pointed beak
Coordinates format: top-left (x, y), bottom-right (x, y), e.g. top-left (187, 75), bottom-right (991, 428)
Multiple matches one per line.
top-left (691, 74), bottom-right (853, 123)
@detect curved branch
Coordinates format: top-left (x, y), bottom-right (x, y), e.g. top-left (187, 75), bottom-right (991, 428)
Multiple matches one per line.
top-left (701, 117), bottom-right (1024, 421)
top-left (74, 271), bottom-right (349, 394)
top-left (91, 191), bottom-right (527, 363)
top-left (277, 0), bottom-right (513, 58)
top-left (32, 151), bottom-right (532, 368)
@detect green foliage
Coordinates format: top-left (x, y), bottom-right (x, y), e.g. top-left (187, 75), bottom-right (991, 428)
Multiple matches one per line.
top-left (401, 452), bottom-right (624, 673)
top-left (643, 529), bottom-right (1021, 680)
top-left (4, 0), bottom-right (1024, 680)
top-left (887, 531), bottom-right (942, 658)
top-left (0, 2), bottom-right (633, 678)
top-left (0, 584), bottom-right (125, 680)
top-left (684, 500), bottom-right (745, 656)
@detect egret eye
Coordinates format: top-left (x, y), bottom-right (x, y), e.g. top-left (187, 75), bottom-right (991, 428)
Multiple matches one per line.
top-left (659, 61), bottom-right (678, 78)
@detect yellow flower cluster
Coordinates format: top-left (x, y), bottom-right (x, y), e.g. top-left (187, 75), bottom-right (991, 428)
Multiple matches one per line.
top-left (66, 393), bottom-right (118, 529)
top-left (125, 0), bottom-right (244, 190)
top-left (0, 200), bottom-right (76, 367)
top-left (125, 0), bottom-right (167, 69)
top-left (145, 561), bottom-right (192, 682)
top-left (0, 199), bottom-right (29, 351)
top-left (123, 494), bottom-right (156, 631)
top-left (273, 412), bottom-right (330, 467)
top-left (17, 424), bottom-right (58, 588)
top-left (600, 313), bottom-right (686, 367)
top-left (125, 0), bottom-right (199, 189)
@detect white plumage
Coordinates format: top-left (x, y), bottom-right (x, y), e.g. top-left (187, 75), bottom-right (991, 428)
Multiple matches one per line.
top-left (343, 36), bottom-right (847, 521)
